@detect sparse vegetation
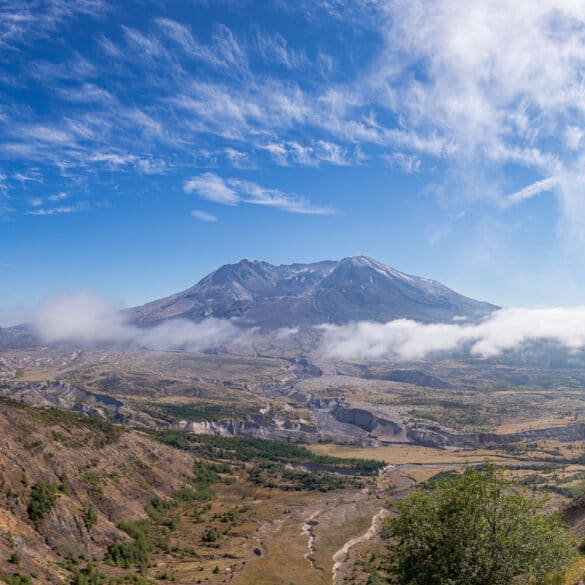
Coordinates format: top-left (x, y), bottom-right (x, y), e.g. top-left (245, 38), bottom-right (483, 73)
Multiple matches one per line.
top-left (7, 350), bottom-right (585, 584)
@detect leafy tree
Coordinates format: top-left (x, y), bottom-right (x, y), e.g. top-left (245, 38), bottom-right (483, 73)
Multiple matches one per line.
top-left (385, 463), bottom-right (575, 585)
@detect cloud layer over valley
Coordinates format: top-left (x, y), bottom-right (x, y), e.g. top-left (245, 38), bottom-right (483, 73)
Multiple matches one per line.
top-left (31, 291), bottom-right (247, 351)
top-left (320, 307), bottom-right (585, 361)
top-left (12, 290), bottom-right (585, 362)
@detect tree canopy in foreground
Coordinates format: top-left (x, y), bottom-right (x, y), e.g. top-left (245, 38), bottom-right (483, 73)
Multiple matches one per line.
top-left (384, 463), bottom-right (576, 585)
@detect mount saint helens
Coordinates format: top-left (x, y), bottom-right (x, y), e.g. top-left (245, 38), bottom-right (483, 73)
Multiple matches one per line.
top-left (127, 256), bottom-right (498, 329)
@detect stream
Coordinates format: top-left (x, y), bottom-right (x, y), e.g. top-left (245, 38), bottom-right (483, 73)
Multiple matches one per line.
top-left (331, 507), bottom-right (390, 584)
top-left (301, 509), bottom-right (322, 568)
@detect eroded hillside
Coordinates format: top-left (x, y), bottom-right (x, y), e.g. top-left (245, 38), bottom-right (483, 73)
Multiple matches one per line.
top-left (0, 399), bottom-right (388, 585)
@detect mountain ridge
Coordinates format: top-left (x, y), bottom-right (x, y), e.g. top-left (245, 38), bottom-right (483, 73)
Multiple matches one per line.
top-left (128, 256), bottom-right (498, 329)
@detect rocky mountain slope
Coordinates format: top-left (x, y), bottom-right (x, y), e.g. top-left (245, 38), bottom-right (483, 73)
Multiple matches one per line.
top-left (128, 256), bottom-right (497, 329)
top-left (0, 399), bottom-right (194, 583)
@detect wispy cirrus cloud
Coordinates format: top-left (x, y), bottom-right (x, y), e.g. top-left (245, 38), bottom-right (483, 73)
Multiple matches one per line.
top-left (27, 191), bottom-right (69, 210)
top-left (259, 140), bottom-right (360, 166)
top-left (256, 32), bottom-right (307, 69)
top-left (506, 177), bottom-right (559, 206)
top-left (191, 209), bottom-right (218, 222)
top-left (184, 173), bottom-right (334, 215)
top-left (155, 18), bottom-right (247, 69)
top-left (0, 0), bottom-right (108, 51)
top-left (26, 203), bottom-right (87, 216)
top-left (230, 178), bottom-right (335, 214)
top-left (4, 0), bottom-right (585, 245)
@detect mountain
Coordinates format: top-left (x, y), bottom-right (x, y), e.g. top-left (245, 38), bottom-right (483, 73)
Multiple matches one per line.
top-left (0, 324), bottom-right (37, 349)
top-left (128, 256), bottom-right (498, 329)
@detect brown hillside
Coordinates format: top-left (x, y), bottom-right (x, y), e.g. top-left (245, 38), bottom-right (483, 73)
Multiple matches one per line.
top-left (0, 399), bottom-right (194, 583)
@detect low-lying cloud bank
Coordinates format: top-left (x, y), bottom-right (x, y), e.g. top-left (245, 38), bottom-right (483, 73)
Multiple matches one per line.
top-left (32, 291), bottom-right (246, 351)
top-left (320, 307), bottom-right (585, 361)
top-left (16, 292), bottom-right (585, 360)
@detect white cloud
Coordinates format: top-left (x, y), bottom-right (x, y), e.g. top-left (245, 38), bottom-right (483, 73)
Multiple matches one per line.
top-left (565, 126), bottom-right (585, 150)
top-left (256, 32), bottom-right (307, 69)
top-left (506, 177), bottom-right (559, 206)
top-left (155, 18), bottom-right (214, 62)
top-left (47, 191), bottom-right (69, 202)
top-left (122, 26), bottom-right (166, 60)
top-left (6, 0), bottom-right (585, 238)
top-left (135, 158), bottom-right (166, 174)
top-left (223, 147), bottom-right (252, 168)
top-left (376, 2), bottom-right (585, 150)
top-left (184, 173), bottom-right (334, 214)
top-left (56, 83), bottom-right (113, 103)
top-left (259, 140), bottom-right (357, 166)
top-left (18, 125), bottom-right (76, 145)
top-left (153, 18), bottom-right (247, 71)
top-left (135, 317), bottom-right (242, 352)
top-left (33, 291), bottom-right (129, 344)
top-left (88, 152), bottom-right (137, 166)
top-left (191, 209), bottom-right (218, 222)
top-left (31, 290), bottom-right (246, 351)
top-left (184, 172), bottom-right (239, 204)
top-left (12, 172), bottom-right (43, 183)
top-left (383, 152), bottom-right (422, 173)
top-left (26, 203), bottom-right (86, 216)
top-left (275, 326), bottom-right (299, 340)
top-left (228, 178), bottom-right (335, 214)
top-left (358, 1), bottom-right (585, 230)
top-left (320, 307), bottom-right (585, 361)
top-left (0, 0), bottom-right (108, 51)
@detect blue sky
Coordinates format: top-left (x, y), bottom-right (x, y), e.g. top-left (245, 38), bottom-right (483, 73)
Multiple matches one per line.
top-left (2, 0), bottom-right (585, 321)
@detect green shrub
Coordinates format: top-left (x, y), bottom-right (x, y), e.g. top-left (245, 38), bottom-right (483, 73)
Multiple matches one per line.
top-left (9, 552), bottom-right (21, 565)
top-left (4, 575), bottom-right (32, 585)
top-left (69, 560), bottom-right (105, 585)
top-left (104, 537), bottom-right (152, 569)
top-left (83, 506), bottom-right (98, 530)
top-left (201, 527), bottom-right (220, 543)
top-left (27, 481), bottom-right (57, 522)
